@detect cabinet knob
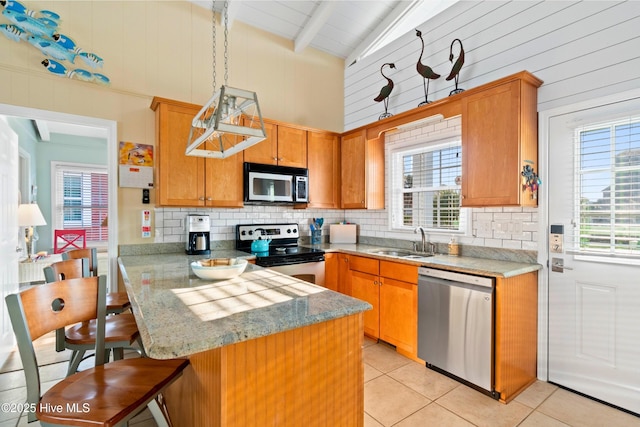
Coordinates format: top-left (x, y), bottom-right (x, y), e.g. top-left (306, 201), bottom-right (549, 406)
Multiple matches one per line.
top-left (199, 197), bottom-right (205, 201)
top-left (206, 197), bottom-right (213, 201)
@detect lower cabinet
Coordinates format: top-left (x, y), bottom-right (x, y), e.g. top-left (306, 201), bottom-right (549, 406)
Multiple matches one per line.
top-left (324, 252), bottom-right (351, 295)
top-left (347, 255), bottom-right (419, 359)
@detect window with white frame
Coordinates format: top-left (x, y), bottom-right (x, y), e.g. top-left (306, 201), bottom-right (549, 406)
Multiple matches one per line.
top-left (52, 162), bottom-right (108, 246)
top-left (390, 136), bottom-right (467, 233)
top-left (575, 117), bottom-right (640, 257)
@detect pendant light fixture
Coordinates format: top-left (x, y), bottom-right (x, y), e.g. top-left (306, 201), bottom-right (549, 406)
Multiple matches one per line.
top-left (186, 0), bottom-right (266, 159)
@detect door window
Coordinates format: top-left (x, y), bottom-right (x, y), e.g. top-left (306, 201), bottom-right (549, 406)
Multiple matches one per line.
top-left (575, 118), bottom-right (640, 258)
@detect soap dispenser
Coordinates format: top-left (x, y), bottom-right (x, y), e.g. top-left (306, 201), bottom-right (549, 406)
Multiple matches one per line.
top-left (448, 236), bottom-right (460, 256)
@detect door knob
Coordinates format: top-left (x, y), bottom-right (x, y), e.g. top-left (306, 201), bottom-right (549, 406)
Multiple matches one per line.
top-left (551, 257), bottom-right (573, 272)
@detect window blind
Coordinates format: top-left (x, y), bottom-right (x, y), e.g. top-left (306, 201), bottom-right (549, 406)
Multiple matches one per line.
top-left (53, 162), bottom-right (108, 244)
top-left (391, 140), bottom-right (464, 232)
top-left (574, 117), bottom-right (640, 257)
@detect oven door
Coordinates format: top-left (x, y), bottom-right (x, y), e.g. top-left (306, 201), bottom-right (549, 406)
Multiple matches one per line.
top-left (268, 261), bottom-right (325, 286)
top-left (247, 171), bottom-right (293, 202)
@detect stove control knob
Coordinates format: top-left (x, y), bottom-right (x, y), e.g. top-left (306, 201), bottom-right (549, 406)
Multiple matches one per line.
top-left (287, 229), bottom-right (291, 234)
top-left (248, 230), bottom-right (253, 236)
top-left (241, 230), bottom-right (246, 236)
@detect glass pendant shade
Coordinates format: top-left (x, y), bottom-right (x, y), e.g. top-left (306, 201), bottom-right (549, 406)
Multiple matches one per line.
top-left (186, 85), bottom-right (267, 159)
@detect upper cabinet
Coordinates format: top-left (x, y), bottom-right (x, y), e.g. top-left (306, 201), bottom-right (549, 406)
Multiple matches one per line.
top-left (151, 97), bottom-right (244, 208)
top-left (461, 73), bottom-right (542, 207)
top-left (359, 70), bottom-right (542, 209)
top-left (243, 119), bottom-right (307, 168)
top-left (340, 130), bottom-right (384, 209)
top-left (307, 130), bottom-right (341, 209)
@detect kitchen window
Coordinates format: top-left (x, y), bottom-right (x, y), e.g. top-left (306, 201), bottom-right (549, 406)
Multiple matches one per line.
top-left (574, 117), bottom-right (640, 258)
top-left (51, 162), bottom-right (108, 246)
top-left (389, 135), bottom-right (467, 234)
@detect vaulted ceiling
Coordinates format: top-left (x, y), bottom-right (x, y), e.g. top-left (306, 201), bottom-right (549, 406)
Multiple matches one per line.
top-left (191, 0), bottom-right (459, 66)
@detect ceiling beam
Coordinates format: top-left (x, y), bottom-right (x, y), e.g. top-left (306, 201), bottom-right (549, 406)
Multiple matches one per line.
top-left (345, 0), bottom-right (419, 67)
top-left (294, 1), bottom-right (337, 53)
top-left (224, 0), bottom-right (240, 29)
top-left (33, 120), bottom-right (50, 141)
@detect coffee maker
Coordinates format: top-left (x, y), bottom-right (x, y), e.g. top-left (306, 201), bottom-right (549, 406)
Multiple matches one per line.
top-left (185, 214), bottom-right (211, 255)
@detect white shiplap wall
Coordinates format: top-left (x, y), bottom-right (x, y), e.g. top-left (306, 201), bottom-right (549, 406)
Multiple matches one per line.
top-left (345, 0), bottom-right (640, 130)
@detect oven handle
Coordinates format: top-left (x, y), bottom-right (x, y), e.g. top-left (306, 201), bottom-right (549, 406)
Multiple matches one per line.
top-left (258, 256), bottom-right (325, 267)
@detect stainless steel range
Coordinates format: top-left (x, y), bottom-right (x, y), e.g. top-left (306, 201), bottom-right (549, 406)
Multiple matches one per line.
top-left (236, 223), bottom-right (325, 285)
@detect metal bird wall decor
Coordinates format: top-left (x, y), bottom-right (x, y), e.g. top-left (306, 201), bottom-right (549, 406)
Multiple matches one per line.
top-left (415, 29), bottom-right (440, 106)
top-left (373, 62), bottom-right (396, 120)
top-left (446, 38), bottom-right (465, 95)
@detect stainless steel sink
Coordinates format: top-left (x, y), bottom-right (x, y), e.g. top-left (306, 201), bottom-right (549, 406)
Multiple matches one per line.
top-left (371, 250), bottom-right (434, 259)
top-left (372, 250), bottom-right (413, 257)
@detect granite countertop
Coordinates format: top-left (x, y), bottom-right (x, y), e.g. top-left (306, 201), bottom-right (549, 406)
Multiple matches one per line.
top-left (117, 252), bottom-right (371, 359)
top-left (315, 243), bottom-right (541, 278)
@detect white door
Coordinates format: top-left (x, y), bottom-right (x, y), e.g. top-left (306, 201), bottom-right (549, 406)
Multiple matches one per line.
top-left (0, 116), bottom-right (19, 365)
top-left (548, 96), bottom-right (640, 414)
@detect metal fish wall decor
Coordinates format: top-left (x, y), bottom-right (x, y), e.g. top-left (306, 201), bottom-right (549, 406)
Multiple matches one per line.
top-left (0, 0), bottom-right (110, 86)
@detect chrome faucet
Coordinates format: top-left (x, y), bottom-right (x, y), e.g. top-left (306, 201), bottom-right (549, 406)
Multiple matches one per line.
top-left (414, 227), bottom-right (426, 253)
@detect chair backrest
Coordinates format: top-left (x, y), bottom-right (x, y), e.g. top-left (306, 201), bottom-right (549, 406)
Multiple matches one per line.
top-left (61, 247), bottom-right (98, 276)
top-left (53, 229), bottom-right (87, 254)
top-left (4, 276), bottom-right (107, 413)
top-left (43, 258), bottom-right (90, 283)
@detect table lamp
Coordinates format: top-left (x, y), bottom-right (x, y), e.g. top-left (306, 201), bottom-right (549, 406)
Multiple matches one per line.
top-left (18, 203), bottom-right (47, 261)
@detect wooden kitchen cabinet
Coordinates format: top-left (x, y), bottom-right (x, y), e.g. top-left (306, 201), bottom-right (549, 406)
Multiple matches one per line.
top-left (494, 270), bottom-right (538, 403)
top-left (340, 130), bottom-right (384, 209)
top-left (307, 130), bottom-right (341, 208)
top-left (151, 97), bottom-right (244, 208)
top-left (461, 73), bottom-right (542, 207)
top-left (324, 252), bottom-right (351, 294)
top-left (379, 261), bottom-right (418, 359)
top-left (348, 256), bottom-right (418, 358)
top-left (243, 119), bottom-right (307, 168)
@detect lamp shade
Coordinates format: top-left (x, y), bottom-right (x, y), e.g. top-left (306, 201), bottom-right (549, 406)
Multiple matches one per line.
top-left (18, 203), bottom-right (47, 226)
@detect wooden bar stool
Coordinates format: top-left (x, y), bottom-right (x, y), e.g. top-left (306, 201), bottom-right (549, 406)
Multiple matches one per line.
top-left (43, 259), bottom-right (141, 376)
top-left (62, 247), bottom-right (131, 314)
top-left (5, 275), bottom-right (189, 426)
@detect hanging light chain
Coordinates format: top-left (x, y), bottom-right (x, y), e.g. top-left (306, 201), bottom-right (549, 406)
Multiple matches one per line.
top-left (223, 0), bottom-right (229, 87)
top-left (211, 0), bottom-right (217, 93)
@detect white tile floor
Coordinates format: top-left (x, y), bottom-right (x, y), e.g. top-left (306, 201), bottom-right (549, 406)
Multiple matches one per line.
top-left (1, 334), bottom-right (639, 427)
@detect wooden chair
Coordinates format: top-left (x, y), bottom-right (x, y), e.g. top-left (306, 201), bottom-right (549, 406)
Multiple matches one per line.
top-left (5, 275), bottom-right (189, 426)
top-left (53, 229), bottom-right (87, 254)
top-left (61, 247), bottom-right (131, 314)
top-left (43, 259), bottom-right (141, 376)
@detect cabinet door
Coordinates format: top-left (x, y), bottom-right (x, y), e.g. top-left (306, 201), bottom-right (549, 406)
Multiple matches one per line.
top-left (277, 126), bottom-right (307, 167)
top-left (155, 100), bottom-right (206, 207)
top-left (461, 81), bottom-right (521, 206)
top-left (243, 121), bottom-right (277, 165)
top-left (204, 153), bottom-right (244, 207)
top-left (379, 276), bottom-right (417, 357)
top-left (338, 253), bottom-right (351, 295)
top-left (307, 131), bottom-right (340, 208)
top-left (350, 270), bottom-right (379, 338)
top-left (340, 131), bottom-right (366, 209)
top-left (340, 131), bottom-right (384, 209)
top-left (324, 253), bottom-right (339, 292)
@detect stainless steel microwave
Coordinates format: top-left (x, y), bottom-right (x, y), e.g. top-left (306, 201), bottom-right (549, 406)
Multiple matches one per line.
top-left (244, 162), bottom-right (308, 204)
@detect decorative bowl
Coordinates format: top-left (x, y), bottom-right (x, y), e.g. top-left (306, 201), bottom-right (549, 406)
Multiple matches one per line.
top-left (191, 258), bottom-right (248, 280)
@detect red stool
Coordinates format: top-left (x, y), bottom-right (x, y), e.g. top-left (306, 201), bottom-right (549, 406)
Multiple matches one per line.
top-left (53, 229), bottom-right (87, 254)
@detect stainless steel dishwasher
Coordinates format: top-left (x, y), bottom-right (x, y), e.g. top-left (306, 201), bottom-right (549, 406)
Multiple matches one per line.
top-left (417, 267), bottom-right (496, 396)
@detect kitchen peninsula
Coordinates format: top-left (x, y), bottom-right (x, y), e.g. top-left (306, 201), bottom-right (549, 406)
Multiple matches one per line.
top-left (118, 253), bottom-right (371, 427)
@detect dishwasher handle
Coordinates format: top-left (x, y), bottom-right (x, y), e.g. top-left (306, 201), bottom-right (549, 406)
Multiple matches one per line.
top-left (418, 267), bottom-right (494, 288)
